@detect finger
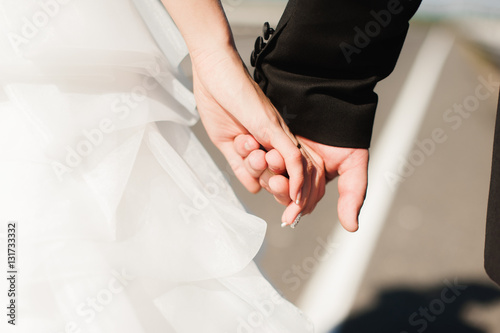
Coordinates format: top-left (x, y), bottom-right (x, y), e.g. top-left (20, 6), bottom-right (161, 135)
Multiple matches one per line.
top-left (282, 147), bottom-right (304, 205)
top-left (295, 153), bottom-right (312, 210)
top-left (280, 155), bottom-right (311, 226)
top-left (259, 169), bottom-right (273, 194)
top-left (266, 129), bottom-right (304, 204)
top-left (300, 165), bottom-right (326, 215)
top-left (283, 141), bottom-right (327, 225)
top-left (268, 175), bottom-right (291, 206)
top-left (244, 149), bottom-right (267, 178)
top-left (281, 202), bottom-right (302, 227)
top-left (337, 160), bottom-right (368, 232)
top-left (234, 134), bottom-right (260, 158)
top-left (282, 167), bottom-right (325, 227)
top-left (274, 193), bottom-right (292, 207)
top-left (303, 145), bottom-right (327, 215)
top-left (265, 149), bottom-right (286, 175)
top-left (291, 147), bottom-right (318, 216)
top-left (260, 171), bottom-right (292, 206)
top-left (219, 142), bottom-right (261, 194)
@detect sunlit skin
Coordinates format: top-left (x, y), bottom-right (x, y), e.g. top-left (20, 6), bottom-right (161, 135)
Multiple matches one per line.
top-left (234, 134), bottom-right (369, 231)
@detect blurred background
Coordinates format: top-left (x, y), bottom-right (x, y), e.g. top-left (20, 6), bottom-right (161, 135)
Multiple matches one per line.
top-left (193, 1), bottom-right (500, 332)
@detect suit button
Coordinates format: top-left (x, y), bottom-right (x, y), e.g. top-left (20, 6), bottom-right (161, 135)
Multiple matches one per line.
top-left (254, 36), bottom-right (265, 54)
top-left (262, 22), bottom-right (275, 40)
top-left (250, 50), bottom-right (257, 67)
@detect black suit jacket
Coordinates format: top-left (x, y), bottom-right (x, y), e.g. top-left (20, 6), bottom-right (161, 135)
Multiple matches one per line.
top-left (253, 0), bottom-right (421, 148)
top-left (252, 0), bottom-right (500, 286)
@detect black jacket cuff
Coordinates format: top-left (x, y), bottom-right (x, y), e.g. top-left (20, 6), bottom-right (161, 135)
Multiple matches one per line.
top-left (253, 0), bottom-right (422, 148)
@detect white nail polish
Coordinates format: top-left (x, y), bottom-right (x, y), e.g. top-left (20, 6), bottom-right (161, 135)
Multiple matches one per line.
top-left (295, 190), bottom-right (302, 205)
top-left (281, 222), bottom-right (287, 228)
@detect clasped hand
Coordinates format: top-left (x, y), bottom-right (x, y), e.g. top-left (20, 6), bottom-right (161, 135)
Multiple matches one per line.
top-left (192, 45), bottom-right (368, 232)
top-left (234, 135), bottom-right (368, 231)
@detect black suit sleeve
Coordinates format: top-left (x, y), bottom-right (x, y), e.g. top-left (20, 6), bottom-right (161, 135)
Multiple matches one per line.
top-left (253, 0), bottom-right (422, 148)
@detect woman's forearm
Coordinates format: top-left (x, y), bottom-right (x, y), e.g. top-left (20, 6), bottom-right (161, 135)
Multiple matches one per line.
top-left (160, 0), bottom-right (235, 56)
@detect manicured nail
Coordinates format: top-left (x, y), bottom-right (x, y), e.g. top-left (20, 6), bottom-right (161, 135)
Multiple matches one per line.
top-left (281, 222), bottom-right (287, 228)
top-left (295, 190), bottom-right (302, 205)
top-left (244, 141), bottom-right (251, 151)
top-left (290, 213), bottom-right (302, 229)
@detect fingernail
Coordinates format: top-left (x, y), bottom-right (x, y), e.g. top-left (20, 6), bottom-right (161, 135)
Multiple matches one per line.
top-left (295, 190), bottom-right (302, 205)
top-left (281, 222), bottom-right (287, 228)
top-left (244, 141), bottom-right (251, 151)
top-left (290, 213), bottom-right (302, 229)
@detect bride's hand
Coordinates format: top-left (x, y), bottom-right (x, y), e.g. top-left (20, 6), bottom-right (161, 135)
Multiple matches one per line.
top-left (161, 0), bottom-right (322, 223)
top-left (191, 47), bottom-right (310, 220)
top-left (258, 138), bottom-right (327, 227)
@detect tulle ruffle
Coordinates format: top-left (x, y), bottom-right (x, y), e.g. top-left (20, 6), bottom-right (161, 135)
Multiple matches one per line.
top-left (0, 0), bottom-right (314, 332)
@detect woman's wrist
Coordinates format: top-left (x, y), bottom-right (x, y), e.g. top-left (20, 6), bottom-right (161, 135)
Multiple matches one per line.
top-left (189, 41), bottom-right (241, 74)
top-left (161, 0), bottom-right (236, 58)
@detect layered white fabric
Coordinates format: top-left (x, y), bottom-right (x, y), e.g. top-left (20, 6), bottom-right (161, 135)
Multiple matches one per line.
top-left (0, 0), bottom-right (314, 332)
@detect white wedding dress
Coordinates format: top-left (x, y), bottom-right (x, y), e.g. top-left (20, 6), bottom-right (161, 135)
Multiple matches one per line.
top-left (0, 0), bottom-right (314, 332)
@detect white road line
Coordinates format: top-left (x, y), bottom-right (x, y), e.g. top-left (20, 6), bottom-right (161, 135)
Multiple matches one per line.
top-left (296, 26), bottom-right (456, 333)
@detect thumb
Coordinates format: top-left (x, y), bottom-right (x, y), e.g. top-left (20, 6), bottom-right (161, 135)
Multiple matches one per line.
top-left (337, 153), bottom-right (368, 232)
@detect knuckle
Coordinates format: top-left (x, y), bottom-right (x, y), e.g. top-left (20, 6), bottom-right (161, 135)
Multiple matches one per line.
top-left (289, 150), bottom-right (302, 163)
top-left (249, 185), bottom-right (261, 194)
top-left (305, 162), bottom-right (314, 174)
top-left (259, 178), bottom-right (270, 191)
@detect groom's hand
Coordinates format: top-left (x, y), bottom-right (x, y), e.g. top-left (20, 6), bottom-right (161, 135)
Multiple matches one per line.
top-left (235, 134), bottom-right (368, 232)
top-left (297, 137), bottom-right (368, 232)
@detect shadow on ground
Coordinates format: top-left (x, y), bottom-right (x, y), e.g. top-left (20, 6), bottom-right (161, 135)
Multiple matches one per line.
top-left (332, 281), bottom-right (500, 333)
